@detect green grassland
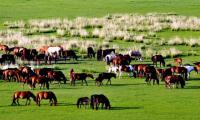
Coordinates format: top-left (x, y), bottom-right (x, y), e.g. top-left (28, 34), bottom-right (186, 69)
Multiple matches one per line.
top-left (1, 0), bottom-right (200, 120)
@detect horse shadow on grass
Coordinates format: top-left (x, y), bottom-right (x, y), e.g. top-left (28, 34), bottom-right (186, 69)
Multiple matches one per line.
top-left (111, 83), bottom-right (145, 87)
top-left (184, 86), bottom-right (200, 89)
top-left (111, 106), bottom-right (144, 110)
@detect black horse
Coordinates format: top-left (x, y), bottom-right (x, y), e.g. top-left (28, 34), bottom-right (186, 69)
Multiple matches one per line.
top-left (90, 94), bottom-right (111, 110)
top-left (151, 55), bottom-right (165, 67)
top-left (95, 73), bottom-right (116, 86)
top-left (87, 47), bottom-right (95, 58)
top-left (0, 54), bottom-right (15, 64)
top-left (77, 97), bottom-right (90, 108)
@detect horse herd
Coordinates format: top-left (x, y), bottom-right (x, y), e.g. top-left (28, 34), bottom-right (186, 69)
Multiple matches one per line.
top-left (1, 44), bottom-right (200, 109)
top-left (12, 91), bottom-right (110, 110)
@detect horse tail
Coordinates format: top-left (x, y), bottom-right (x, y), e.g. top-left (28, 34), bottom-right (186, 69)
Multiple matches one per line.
top-left (29, 92), bottom-right (36, 102)
top-left (76, 98), bottom-right (81, 108)
top-left (51, 92), bottom-right (57, 106)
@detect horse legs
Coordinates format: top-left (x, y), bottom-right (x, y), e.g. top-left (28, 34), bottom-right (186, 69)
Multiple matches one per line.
top-left (84, 80), bottom-right (88, 86)
top-left (17, 99), bottom-right (20, 106)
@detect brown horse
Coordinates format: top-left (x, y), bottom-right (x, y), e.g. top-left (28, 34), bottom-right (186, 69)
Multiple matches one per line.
top-left (11, 91), bottom-right (36, 106)
top-left (170, 66), bottom-right (187, 80)
top-left (174, 58), bottom-right (182, 66)
top-left (151, 55), bottom-right (165, 67)
top-left (95, 73), bottom-right (116, 86)
top-left (77, 97), bottom-right (90, 108)
top-left (165, 75), bottom-right (185, 88)
top-left (27, 75), bottom-right (50, 90)
top-left (36, 91), bottom-right (57, 106)
top-left (0, 44), bottom-right (9, 53)
top-left (2, 69), bottom-right (21, 82)
top-left (71, 73), bottom-right (94, 86)
top-left (118, 65), bottom-right (136, 78)
top-left (112, 54), bottom-right (131, 66)
top-left (47, 70), bottom-right (67, 84)
top-left (34, 68), bottom-right (53, 76)
top-left (133, 64), bottom-right (150, 77)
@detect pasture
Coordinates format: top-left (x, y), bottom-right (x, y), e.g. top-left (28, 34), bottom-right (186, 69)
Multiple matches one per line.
top-left (0, 0), bottom-right (200, 120)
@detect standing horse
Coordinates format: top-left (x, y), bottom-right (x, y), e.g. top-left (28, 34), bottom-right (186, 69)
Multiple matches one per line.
top-left (90, 94), bottom-right (111, 110)
top-left (174, 58), bottom-right (183, 66)
top-left (47, 71), bottom-right (67, 85)
top-left (118, 65), bottom-right (136, 78)
top-left (71, 73), bottom-right (94, 86)
top-left (63, 50), bottom-right (77, 61)
top-left (170, 66), bottom-right (188, 80)
top-left (77, 97), bottom-right (90, 108)
top-left (183, 65), bottom-right (198, 79)
top-left (95, 73), bottom-right (116, 86)
top-left (144, 66), bottom-right (159, 85)
top-left (0, 44), bottom-right (9, 53)
top-left (46, 46), bottom-right (63, 58)
top-left (129, 50), bottom-right (143, 61)
top-left (151, 55), bottom-right (165, 67)
top-left (112, 54), bottom-right (131, 66)
top-left (1, 54), bottom-right (15, 65)
top-left (36, 91), bottom-right (57, 106)
top-left (87, 47), bottom-right (95, 58)
top-left (11, 91), bottom-right (36, 106)
top-left (27, 75), bottom-right (50, 90)
top-left (105, 53), bottom-right (116, 65)
top-left (165, 75), bottom-right (185, 88)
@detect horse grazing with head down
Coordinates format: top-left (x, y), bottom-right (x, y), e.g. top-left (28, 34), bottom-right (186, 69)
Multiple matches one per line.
top-left (95, 72), bottom-right (116, 86)
top-left (165, 75), bottom-right (185, 88)
top-left (77, 97), bottom-right (90, 108)
top-left (63, 50), bottom-right (77, 61)
top-left (151, 55), bottom-right (165, 67)
top-left (71, 73), bottom-right (94, 86)
top-left (90, 94), bottom-right (111, 110)
top-left (47, 70), bottom-right (67, 85)
top-left (36, 91), bottom-right (57, 106)
top-left (11, 91), bottom-right (36, 106)
top-left (144, 66), bottom-right (159, 85)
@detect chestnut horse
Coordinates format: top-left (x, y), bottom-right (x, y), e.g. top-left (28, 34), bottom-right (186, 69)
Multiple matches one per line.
top-left (112, 54), bottom-right (131, 66)
top-left (165, 75), bottom-right (185, 88)
top-left (36, 91), bottom-right (57, 106)
top-left (2, 69), bottom-right (21, 82)
top-left (11, 91), bottom-right (36, 106)
top-left (170, 66), bottom-right (188, 80)
top-left (71, 73), bottom-right (94, 86)
top-left (0, 44), bottom-right (9, 53)
top-left (95, 73), bottom-right (116, 86)
top-left (174, 58), bottom-right (182, 66)
top-left (77, 97), bottom-right (90, 108)
top-left (27, 76), bottom-right (50, 90)
top-left (90, 94), bottom-right (111, 110)
top-left (151, 55), bottom-right (165, 67)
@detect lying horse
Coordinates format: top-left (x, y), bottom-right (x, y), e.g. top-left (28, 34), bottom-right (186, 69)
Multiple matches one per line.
top-left (90, 94), bottom-right (111, 110)
top-left (11, 91), bottom-right (36, 106)
top-left (165, 75), bottom-right (185, 88)
top-left (36, 91), bottom-right (57, 106)
top-left (95, 73), bottom-right (116, 86)
top-left (151, 55), bottom-right (165, 67)
top-left (71, 73), bottom-right (94, 86)
top-left (77, 97), bottom-right (90, 108)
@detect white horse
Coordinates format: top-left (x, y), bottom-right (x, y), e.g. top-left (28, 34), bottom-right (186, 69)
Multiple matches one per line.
top-left (46, 46), bottom-right (63, 57)
top-left (108, 65), bottom-right (135, 78)
top-left (108, 65), bottom-right (119, 76)
top-left (183, 65), bottom-right (197, 79)
top-left (104, 53), bottom-right (117, 65)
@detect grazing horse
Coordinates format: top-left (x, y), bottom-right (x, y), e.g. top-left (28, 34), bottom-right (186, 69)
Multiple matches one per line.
top-left (46, 46), bottom-right (63, 58)
top-left (34, 68), bottom-right (53, 76)
top-left (36, 91), bottom-right (57, 106)
top-left (34, 53), bottom-right (48, 65)
top-left (87, 47), bottom-right (95, 58)
top-left (2, 69), bottom-right (21, 82)
top-left (151, 55), bottom-right (165, 67)
top-left (174, 58), bottom-right (182, 66)
top-left (170, 66), bottom-right (188, 80)
top-left (129, 50), bottom-right (143, 61)
top-left (133, 64), bottom-right (150, 77)
top-left (144, 66), bottom-right (159, 85)
top-left (112, 54), bottom-right (131, 66)
top-left (27, 76), bottom-right (50, 90)
top-left (95, 73), bottom-right (116, 86)
top-left (63, 50), bottom-right (77, 61)
top-left (11, 91), bottom-right (36, 106)
top-left (1, 54), bottom-right (15, 65)
top-left (118, 65), bottom-right (136, 78)
top-left (77, 97), bottom-right (90, 108)
top-left (194, 64), bottom-right (200, 74)
top-left (71, 73), bottom-right (94, 86)
top-left (0, 44), bottom-right (9, 53)
top-left (102, 49), bottom-right (115, 58)
top-left (165, 75), bottom-right (185, 88)
top-left (47, 71), bottom-right (67, 84)
top-left (90, 94), bottom-right (111, 110)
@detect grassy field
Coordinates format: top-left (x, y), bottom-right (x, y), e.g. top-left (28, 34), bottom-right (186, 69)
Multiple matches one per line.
top-left (1, 0), bottom-right (200, 120)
